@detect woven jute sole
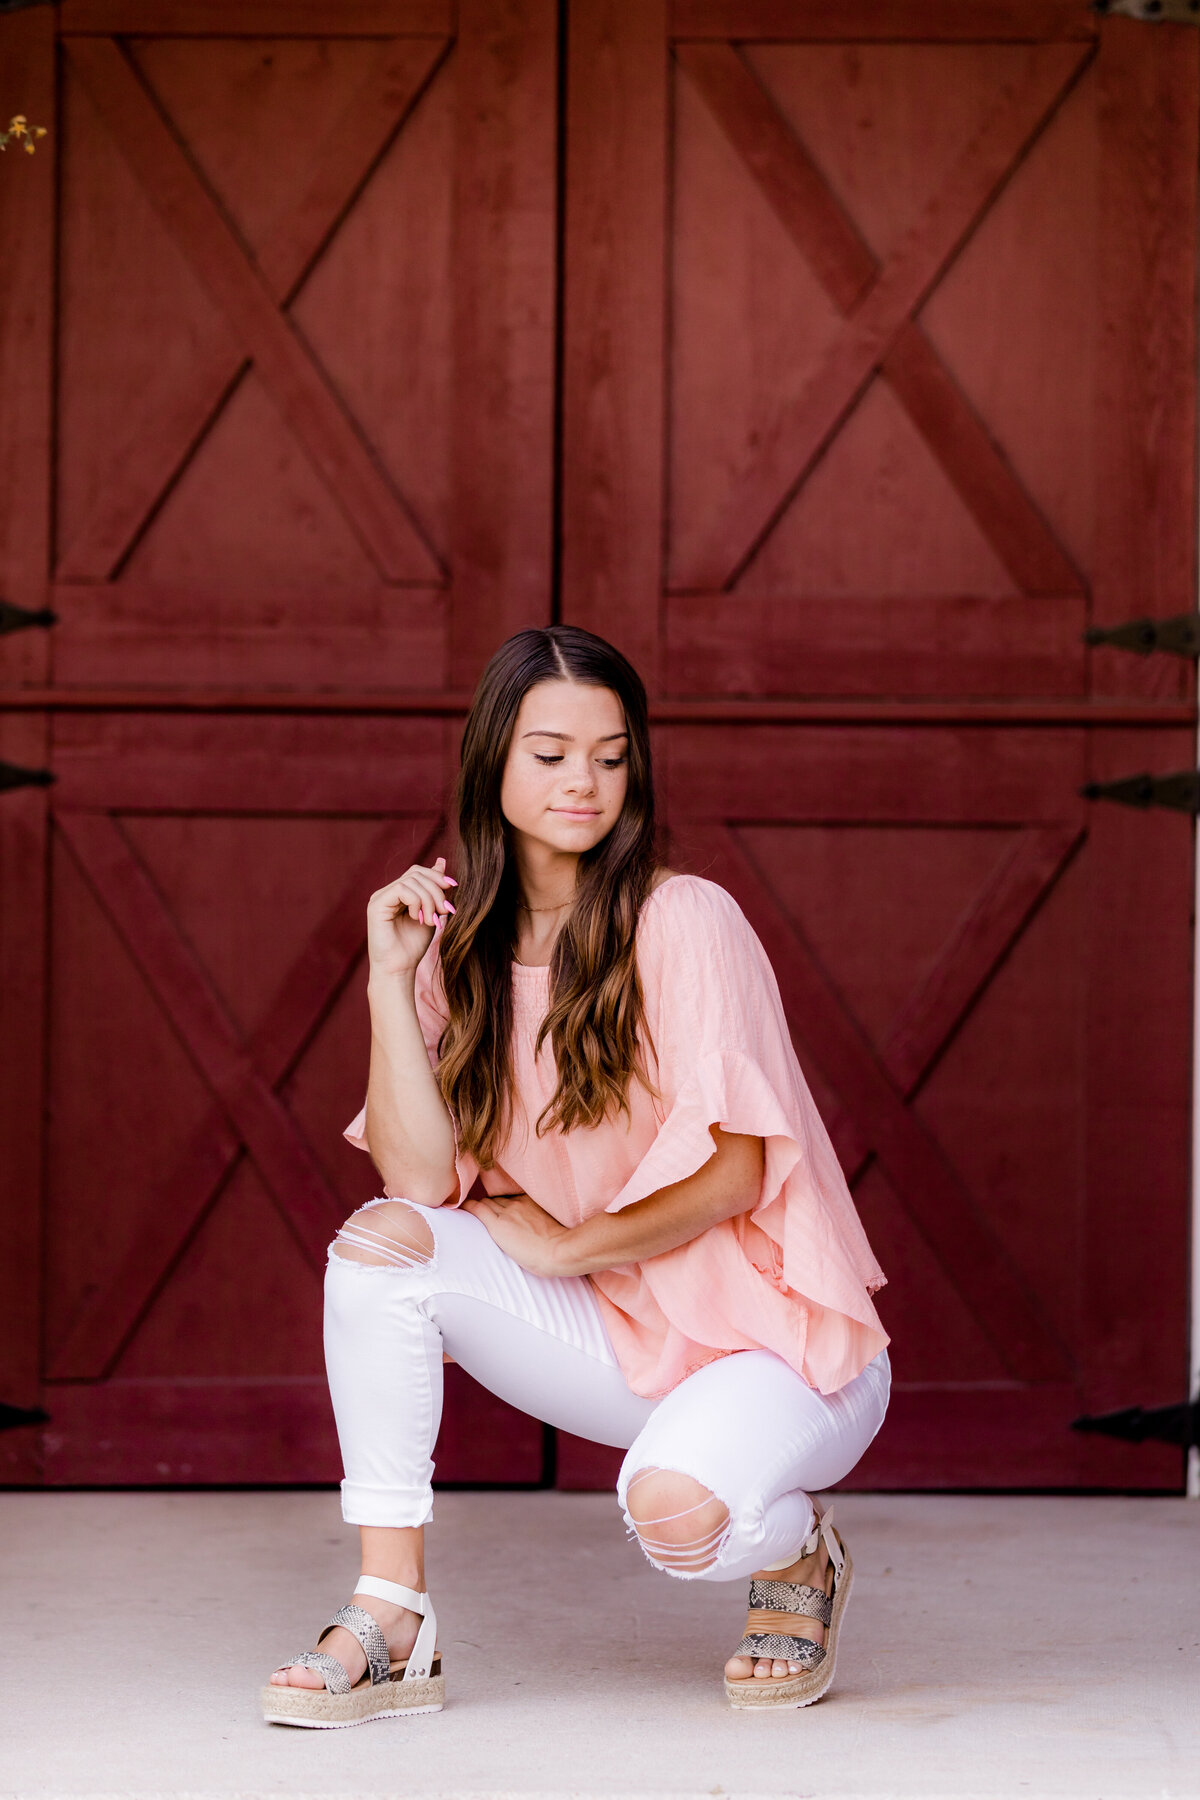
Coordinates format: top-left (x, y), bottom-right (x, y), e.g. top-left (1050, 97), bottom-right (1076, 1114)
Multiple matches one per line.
top-left (724, 1541), bottom-right (854, 1711)
top-left (260, 1669), bottom-right (444, 1729)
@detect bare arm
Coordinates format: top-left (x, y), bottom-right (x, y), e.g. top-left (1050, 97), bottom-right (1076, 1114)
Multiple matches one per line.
top-left (361, 855), bottom-right (461, 1206)
top-left (464, 1125), bottom-right (764, 1277)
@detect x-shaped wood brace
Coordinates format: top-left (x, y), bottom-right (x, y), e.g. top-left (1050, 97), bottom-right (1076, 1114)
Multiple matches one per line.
top-left (50, 810), bottom-right (447, 1379)
top-left (61, 37), bottom-right (447, 584)
top-left (675, 41), bottom-right (1091, 595)
top-left (687, 822), bottom-right (1081, 1384)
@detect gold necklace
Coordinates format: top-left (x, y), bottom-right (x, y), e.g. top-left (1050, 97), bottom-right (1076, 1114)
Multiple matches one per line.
top-left (518, 899), bottom-right (573, 913)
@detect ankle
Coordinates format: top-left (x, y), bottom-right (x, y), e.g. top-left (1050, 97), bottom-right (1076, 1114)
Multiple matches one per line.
top-left (355, 1570), bottom-right (426, 1603)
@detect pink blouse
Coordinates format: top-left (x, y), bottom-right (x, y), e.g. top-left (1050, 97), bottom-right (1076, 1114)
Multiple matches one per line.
top-left (344, 874), bottom-right (888, 1399)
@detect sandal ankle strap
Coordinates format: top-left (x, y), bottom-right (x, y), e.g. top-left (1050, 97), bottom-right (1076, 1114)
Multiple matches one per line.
top-left (798, 1501), bottom-right (845, 1580)
top-left (353, 1575), bottom-right (438, 1682)
top-left (354, 1574), bottom-right (428, 1614)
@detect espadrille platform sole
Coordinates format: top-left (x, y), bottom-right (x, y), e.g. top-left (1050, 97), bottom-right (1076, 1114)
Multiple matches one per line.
top-left (261, 1575), bottom-right (443, 1730)
top-left (724, 1504), bottom-right (852, 1712)
top-left (260, 1668), bottom-right (444, 1728)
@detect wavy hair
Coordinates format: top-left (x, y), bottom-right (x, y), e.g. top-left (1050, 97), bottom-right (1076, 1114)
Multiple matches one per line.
top-left (432, 626), bottom-right (665, 1170)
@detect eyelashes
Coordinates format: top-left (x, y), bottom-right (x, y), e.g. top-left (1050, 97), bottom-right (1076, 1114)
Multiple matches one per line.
top-left (533, 754), bottom-right (627, 768)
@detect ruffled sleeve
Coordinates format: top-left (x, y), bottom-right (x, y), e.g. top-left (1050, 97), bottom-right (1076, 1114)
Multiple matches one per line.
top-left (593, 876), bottom-right (887, 1395)
top-left (342, 940), bottom-right (481, 1205)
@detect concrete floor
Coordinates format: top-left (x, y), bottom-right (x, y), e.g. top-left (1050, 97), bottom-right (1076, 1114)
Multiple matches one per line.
top-left (2, 1490), bottom-right (1197, 1799)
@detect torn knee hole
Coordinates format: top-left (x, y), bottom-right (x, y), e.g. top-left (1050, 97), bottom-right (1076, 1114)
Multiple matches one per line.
top-left (332, 1202), bottom-right (435, 1270)
top-left (624, 1467), bottom-right (731, 1572)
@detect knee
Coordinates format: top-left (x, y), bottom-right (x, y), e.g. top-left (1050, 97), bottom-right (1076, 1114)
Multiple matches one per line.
top-left (624, 1467), bottom-right (730, 1574)
top-left (331, 1201), bottom-right (436, 1270)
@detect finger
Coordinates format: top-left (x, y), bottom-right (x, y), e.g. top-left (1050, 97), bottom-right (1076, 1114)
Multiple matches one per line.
top-left (388, 875), bottom-right (456, 926)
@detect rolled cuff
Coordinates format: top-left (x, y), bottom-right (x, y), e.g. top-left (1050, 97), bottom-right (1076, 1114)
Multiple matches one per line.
top-left (339, 1479), bottom-right (435, 1529)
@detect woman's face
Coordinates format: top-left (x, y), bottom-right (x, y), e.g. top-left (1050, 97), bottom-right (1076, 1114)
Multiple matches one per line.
top-left (499, 679), bottom-right (630, 866)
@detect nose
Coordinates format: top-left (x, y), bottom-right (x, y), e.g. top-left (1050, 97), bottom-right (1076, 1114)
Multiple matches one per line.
top-left (562, 758), bottom-right (598, 798)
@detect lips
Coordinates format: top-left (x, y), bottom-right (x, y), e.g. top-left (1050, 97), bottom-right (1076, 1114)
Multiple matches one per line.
top-left (554, 808), bottom-right (599, 817)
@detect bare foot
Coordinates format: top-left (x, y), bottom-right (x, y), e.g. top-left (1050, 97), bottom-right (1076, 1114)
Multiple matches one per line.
top-left (270, 1590), bottom-right (422, 1691)
top-left (724, 1535), bottom-right (833, 1682)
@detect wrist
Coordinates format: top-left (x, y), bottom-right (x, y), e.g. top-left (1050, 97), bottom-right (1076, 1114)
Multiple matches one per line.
top-left (367, 965), bottom-right (417, 1002)
top-left (551, 1224), bottom-right (595, 1280)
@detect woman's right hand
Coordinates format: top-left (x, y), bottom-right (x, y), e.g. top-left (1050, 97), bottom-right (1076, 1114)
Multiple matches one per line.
top-left (366, 854), bottom-right (458, 978)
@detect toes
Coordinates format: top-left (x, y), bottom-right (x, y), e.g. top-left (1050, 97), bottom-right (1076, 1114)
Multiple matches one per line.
top-left (275, 1663), bottom-right (325, 1689)
top-left (754, 1657), bottom-right (772, 1678)
top-left (724, 1655), bottom-right (755, 1680)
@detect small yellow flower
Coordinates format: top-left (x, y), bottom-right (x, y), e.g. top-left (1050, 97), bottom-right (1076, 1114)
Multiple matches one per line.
top-left (10, 116), bottom-right (27, 137)
top-left (23, 139), bottom-right (34, 154)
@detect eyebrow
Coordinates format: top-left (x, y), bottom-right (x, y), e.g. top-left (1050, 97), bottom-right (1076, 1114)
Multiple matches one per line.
top-left (521, 729), bottom-right (629, 743)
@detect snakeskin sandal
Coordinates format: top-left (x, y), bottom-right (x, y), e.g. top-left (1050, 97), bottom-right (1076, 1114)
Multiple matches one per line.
top-left (260, 1575), bottom-right (443, 1728)
top-left (724, 1502), bottom-right (852, 1711)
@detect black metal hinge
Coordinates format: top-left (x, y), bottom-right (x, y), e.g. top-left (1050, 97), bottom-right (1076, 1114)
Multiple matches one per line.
top-left (1094, 0), bottom-right (1200, 20)
top-left (1081, 771), bottom-right (1200, 814)
top-left (0, 759), bottom-right (55, 792)
top-left (0, 598), bottom-right (56, 637)
top-left (1072, 1401), bottom-right (1199, 1449)
top-left (1085, 614), bottom-right (1200, 658)
top-left (0, 1401), bottom-right (49, 1432)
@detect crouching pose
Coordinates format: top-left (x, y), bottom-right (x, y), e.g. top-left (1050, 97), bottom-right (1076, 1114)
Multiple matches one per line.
top-left (261, 625), bottom-right (890, 1728)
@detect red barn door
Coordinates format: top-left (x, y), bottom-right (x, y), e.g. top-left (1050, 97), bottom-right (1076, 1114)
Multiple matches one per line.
top-left (0, 1), bottom-right (556, 1484)
top-left (561, 2), bottom-right (1198, 1487)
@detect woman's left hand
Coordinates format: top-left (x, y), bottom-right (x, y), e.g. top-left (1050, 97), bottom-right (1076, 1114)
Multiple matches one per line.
top-left (462, 1191), bottom-right (574, 1278)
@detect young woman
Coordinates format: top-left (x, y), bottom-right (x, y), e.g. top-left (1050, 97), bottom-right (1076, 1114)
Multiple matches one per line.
top-left (261, 625), bottom-right (890, 1727)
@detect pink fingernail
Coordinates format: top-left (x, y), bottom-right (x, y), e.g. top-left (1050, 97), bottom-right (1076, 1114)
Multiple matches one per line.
top-left (445, 902), bottom-right (456, 913)
top-left (418, 908), bottom-right (426, 923)
top-left (444, 877), bottom-right (458, 886)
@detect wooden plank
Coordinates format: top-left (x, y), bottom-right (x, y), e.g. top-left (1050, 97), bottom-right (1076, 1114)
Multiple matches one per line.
top-left (0, 6), bottom-right (55, 1484)
top-left (1080, 724), bottom-right (1193, 1487)
top-left (676, 43), bottom-right (1086, 598)
top-left (38, 1366), bottom-right (544, 1486)
top-left (827, 823), bottom-right (1083, 1181)
top-left (5, 690), bottom-right (1194, 725)
top-left (65, 38), bottom-right (441, 585)
top-left (882, 324), bottom-right (1083, 599)
top-left (449, 0), bottom-right (557, 685)
top-left (671, 1), bottom-right (1098, 39)
top-left (665, 593), bottom-right (1086, 698)
top-left (675, 40), bottom-right (875, 312)
top-left (561, 0), bottom-right (669, 687)
top-left (57, 811), bottom-right (349, 1272)
top-left (57, 39), bottom-right (448, 582)
top-left (682, 44), bottom-right (1088, 590)
top-left (51, 581), bottom-right (447, 685)
top-left (883, 824), bottom-right (1083, 1097)
top-left (60, 1), bottom-right (453, 33)
top-left (695, 825), bottom-right (1074, 1381)
top-left (48, 708), bottom-right (451, 814)
top-left (47, 817), bottom-right (444, 1380)
top-left (256, 37), bottom-right (448, 294)
top-left (665, 724), bottom-right (1086, 824)
top-left (1091, 21), bottom-right (1198, 705)
top-left (1079, 27), bottom-right (1197, 1486)
top-left (848, 1385), bottom-right (1092, 1489)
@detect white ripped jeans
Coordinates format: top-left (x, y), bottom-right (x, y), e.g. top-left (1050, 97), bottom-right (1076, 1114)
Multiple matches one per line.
top-left (324, 1197), bottom-right (890, 1584)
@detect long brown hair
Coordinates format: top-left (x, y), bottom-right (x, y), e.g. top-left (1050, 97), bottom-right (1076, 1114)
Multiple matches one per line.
top-left (432, 626), bottom-right (664, 1170)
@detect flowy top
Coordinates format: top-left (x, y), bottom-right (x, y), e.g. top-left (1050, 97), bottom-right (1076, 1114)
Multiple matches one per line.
top-left (344, 873), bottom-right (888, 1399)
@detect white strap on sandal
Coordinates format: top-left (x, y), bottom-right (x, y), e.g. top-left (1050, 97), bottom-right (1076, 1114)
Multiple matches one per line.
top-left (798, 1501), bottom-right (845, 1581)
top-left (354, 1575), bottom-right (438, 1682)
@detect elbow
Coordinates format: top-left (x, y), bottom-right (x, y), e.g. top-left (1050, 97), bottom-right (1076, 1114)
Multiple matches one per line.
top-left (378, 1166), bottom-right (459, 1208)
top-left (367, 1141), bottom-right (458, 1207)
